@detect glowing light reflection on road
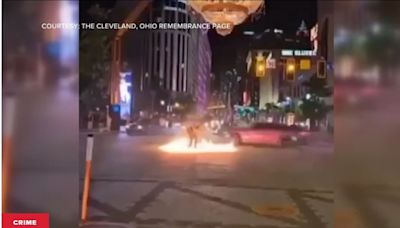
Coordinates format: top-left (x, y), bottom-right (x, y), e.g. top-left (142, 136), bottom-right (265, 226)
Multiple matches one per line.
top-left (159, 137), bottom-right (238, 154)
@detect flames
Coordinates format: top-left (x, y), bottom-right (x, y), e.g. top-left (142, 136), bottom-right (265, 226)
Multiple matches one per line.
top-left (159, 137), bottom-right (238, 154)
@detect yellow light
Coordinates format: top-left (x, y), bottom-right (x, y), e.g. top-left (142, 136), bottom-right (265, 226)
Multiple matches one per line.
top-left (300, 59), bottom-right (311, 70)
top-left (257, 64), bottom-right (265, 71)
top-left (287, 64), bottom-right (295, 72)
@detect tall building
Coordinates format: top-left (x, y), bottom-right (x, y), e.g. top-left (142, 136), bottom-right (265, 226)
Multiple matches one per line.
top-left (194, 27), bottom-right (212, 111)
top-left (139, 0), bottom-right (199, 95)
top-left (120, 0), bottom-right (211, 114)
top-left (110, 0), bottom-right (211, 115)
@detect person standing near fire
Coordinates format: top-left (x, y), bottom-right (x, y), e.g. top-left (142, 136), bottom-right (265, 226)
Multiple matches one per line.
top-left (187, 124), bottom-right (198, 148)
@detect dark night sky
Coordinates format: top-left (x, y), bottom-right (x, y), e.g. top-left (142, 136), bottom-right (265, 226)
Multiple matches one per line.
top-left (80, 0), bottom-right (317, 73)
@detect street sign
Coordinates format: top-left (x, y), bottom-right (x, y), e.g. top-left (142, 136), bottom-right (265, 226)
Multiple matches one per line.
top-left (300, 59), bottom-right (311, 70)
top-left (266, 58), bottom-right (276, 69)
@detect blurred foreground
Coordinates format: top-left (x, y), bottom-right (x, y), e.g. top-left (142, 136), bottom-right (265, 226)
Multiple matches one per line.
top-left (3, 1), bottom-right (79, 228)
top-left (335, 1), bottom-right (400, 228)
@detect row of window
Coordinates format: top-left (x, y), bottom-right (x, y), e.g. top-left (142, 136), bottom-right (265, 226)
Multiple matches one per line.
top-left (151, 31), bottom-right (189, 92)
top-left (164, 0), bottom-right (187, 9)
top-left (163, 10), bottom-right (190, 26)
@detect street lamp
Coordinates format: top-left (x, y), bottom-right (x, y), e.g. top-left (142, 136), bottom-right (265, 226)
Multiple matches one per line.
top-left (285, 58), bottom-right (296, 81)
top-left (257, 64), bottom-right (264, 72)
top-left (174, 102), bottom-right (180, 108)
top-left (287, 64), bottom-right (295, 72)
top-left (255, 53), bottom-right (266, 77)
top-left (160, 100), bottom-right (165, 106)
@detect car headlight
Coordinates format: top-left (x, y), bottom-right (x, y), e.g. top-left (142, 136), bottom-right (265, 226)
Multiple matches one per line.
top-left (291, 136), bottom-right (298, 141)
top-left (137, 125), bottom-right (143, 130)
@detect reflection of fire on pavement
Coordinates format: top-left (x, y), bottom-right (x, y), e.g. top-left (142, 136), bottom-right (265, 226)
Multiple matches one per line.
top-left (159, 137), bottom-right (238, 154)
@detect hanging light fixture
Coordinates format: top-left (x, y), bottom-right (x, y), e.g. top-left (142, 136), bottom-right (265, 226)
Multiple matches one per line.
top-left (188, 0), bottom-right (264, 36)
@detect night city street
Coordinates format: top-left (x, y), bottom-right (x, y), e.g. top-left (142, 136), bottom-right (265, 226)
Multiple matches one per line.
top-left (78, 0), bottom-right (336, 227)
top-left (3, 0), bottom-right (400, 228)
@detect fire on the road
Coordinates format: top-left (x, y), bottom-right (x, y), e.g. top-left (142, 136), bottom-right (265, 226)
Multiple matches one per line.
top-left (159, 137), bottom-right (238, 154)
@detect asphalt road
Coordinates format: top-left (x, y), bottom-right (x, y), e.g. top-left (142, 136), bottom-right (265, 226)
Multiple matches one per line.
top-left (80, 132), bottom-right (334, 228)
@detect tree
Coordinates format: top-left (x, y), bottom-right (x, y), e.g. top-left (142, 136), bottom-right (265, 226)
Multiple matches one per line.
top-left (220, 69), bottom-right (242, 107)
top-left (299, 95), bottom-right (328, 130)
top-left (302, 73), bottom-right (332, 97)
top-left (79, 5), bottom-right (113, 111)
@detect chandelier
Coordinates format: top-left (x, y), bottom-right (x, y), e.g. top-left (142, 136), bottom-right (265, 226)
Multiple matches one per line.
top-left (188, 0), bottom-right (264, 36)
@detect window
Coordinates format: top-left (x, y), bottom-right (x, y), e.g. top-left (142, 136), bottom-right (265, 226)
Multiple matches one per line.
top-left (169, 0), bottom-right (177, 7)
top-left (163, 33), bottom-right (168, 89)
top-left (178, 2), bottom-right (186, 10)
top-left (169, 33), bottom-right (174, 90)
top-left (177, 34), bottom-right (181, 91)
top-left (179, 12), bottom-right (184, 24)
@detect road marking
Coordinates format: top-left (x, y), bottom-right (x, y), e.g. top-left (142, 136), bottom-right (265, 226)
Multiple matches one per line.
top-left (252, 204), bottom-right (300, 219)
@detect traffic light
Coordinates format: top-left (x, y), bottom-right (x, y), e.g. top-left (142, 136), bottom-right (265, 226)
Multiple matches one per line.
top-left (255, 56), bottom-right (266, 77)
top-left (285, 58), bottom-right (296, 81)
top-left (317, 60), bottom-right (326, 78)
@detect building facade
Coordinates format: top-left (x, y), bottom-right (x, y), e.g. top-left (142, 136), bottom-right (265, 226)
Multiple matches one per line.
top-left (140, 0), bottom-right (197, 95)
top-left (241, 27), bottom-right (313, 109)
top-left (123, 0), bottom-right (211, 114)
top-left (246, 49), bottom-right (318, 109)
top-left (114, 0), bottom-right (211, 115)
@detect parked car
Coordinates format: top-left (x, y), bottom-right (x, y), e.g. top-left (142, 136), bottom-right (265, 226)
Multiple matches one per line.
top-left (231, 123), bottom-right (310, 147)
top-left (126, 119), bottom-right (151, 135)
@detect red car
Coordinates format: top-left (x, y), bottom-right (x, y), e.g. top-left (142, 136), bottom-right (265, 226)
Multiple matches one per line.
top-left (231, 123), bottom-right (310, 146)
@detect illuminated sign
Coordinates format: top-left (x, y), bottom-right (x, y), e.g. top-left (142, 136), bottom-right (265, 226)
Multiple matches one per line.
top-left (311, 24), bottom-right (318, 55)
top-left (281, 49), bottom-right (316, 57)
top-left (281, 50), bottom-right (293, 56)
top-left (266, 59), bottom-right (276, 69)
top-left (311, 24), bottom-right (318, 41)
top-left (243, 31), bottom-right (255, 35)
top-left (119, 72), bottom-right (132, 119)
top-left (300, 59), bottom-right (311, 70)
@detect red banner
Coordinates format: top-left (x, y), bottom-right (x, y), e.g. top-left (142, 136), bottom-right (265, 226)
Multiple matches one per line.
top-left (2, 213), bottom-right (49, 228)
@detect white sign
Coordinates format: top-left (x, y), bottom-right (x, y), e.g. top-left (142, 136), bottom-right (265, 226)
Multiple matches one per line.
top-left (266, 59), bottom-right (276, 69)
top-left (281, 49), bottom-right (316, 57)
top-left (281, 50), bottom-right (293, 56)
top-left (312, 39), bottom-right (318, 55)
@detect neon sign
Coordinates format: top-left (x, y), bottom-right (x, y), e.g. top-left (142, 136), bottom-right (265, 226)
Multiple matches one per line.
top-left (281, 49), bottom-right (316, 57)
